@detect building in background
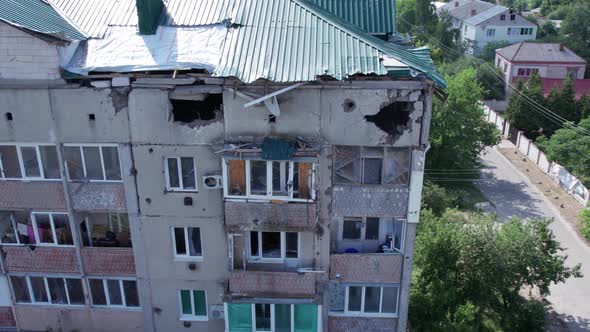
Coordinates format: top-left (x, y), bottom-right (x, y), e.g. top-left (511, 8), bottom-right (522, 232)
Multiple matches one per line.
top-left (438, 0), bottom-right (537, 55)
top-left (495, 42), bottom-right (589, 98)
top-left (0, 0), bottom-right (444, 331)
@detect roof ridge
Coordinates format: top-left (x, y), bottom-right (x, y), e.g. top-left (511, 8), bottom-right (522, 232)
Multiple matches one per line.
top-left (46, 0), bottom-right (87, 38)
top-left (511, 42), bottom-right (524, 62)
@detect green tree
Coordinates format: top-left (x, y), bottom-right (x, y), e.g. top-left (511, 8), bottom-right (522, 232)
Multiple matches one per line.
top-left (396, 0), bottom-right (416, 33)
top-left (427, 68), bottom-right (501, 170)
top-left (537, 118), bottom-right (590, 186)
top-left (560, 2), bottom-right (590, 74)
top-left (537, 21), bottom-right (558, 39)
top-left (504, 72), bottom-right (546, 138)
top-left (415, 0), bottom-right (436, 29)
top-left (543, 75), bottom-right (578, 135)
top-left (577, 94), bottom-right (590, 120)
top-left (420, 180), bottom-right (455, 216)
top-left (409, 210), bottom-right (582, 331)
top-left (479, 40), bottom-right (511, 62)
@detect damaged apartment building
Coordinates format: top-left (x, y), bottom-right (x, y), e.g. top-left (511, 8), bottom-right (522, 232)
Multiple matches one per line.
top-left (0, 0), bottom-right (445, 331)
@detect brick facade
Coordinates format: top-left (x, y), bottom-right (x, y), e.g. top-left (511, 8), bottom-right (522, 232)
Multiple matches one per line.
top-left (329, 316), bottom-right (397, 332)
top-left (332, 186), bottom-right (408, 217)
top-left (69, 183), bottom-right (127, 212)
top-left (329, 254), bottom-right (403, 283)
top-left (229, 271), bottom-right (319, 297)
top-left (82, 247), bottom-right (136, 276)
top-left (225, 201), bottom-right (317, 231)
top-left (0, 181), bottom-right (66, 211)
top-left (0, 307), bottom-right (15, 327)
top-left (3, 246), bottom-right (79, 273)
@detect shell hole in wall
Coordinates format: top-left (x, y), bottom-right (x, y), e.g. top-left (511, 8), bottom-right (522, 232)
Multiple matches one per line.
top-left (364, 101), bottom-right (410, 136)
top-left (171, 94), bottom-right (222, 123)
top-left (5, 112), bottom-right (13, 121)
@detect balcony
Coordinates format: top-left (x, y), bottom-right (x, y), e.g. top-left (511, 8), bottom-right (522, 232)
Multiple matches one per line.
top-left (82, 247), bottom-right (136, 276)
top-left (331, 185), bottom-right (408, 218)
top-left (229, 270), bottom-right (322, 298)
top-left (225, 201), bottom-right (317, 231)
top-left (3, 246), bottom-right (79, 273)
top-left (329, 317), bottom-right (397, 332)
top-left (69, 182), bottom-right (127, 212)
top-left (0, 181), bottom-right (66, 210)
top-left (329, 254), bottom-right (402, 283)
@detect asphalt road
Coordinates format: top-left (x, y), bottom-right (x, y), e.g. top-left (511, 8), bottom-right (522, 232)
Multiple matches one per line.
top-left (476, 144), bottom-right (590, 332)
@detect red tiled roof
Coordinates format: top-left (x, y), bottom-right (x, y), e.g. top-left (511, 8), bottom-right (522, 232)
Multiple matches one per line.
top-left (512, 77), bottom-right (590, 100)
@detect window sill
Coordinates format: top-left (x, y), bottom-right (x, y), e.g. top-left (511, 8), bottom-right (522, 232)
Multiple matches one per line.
top-left (224, 197), bottom-right (314, 203)
top-left (247, 258), bottom-right (298, 263)
top-left (165, 189), bottom-right (199, 193)
top-left (91, 305), bottom-right (142, 311)
top-left (173, 256), bottom-right (204, 262)
top-left (328, 312), bottom-right (398, 318)
top-left (0, 178), bottom-right (62, 182)
top-left (15, 303), bottom-right (85, 309)
top-left (179, 315), bottom-right (209, 322)
top-left (68, 179), bottom-right (124, 184)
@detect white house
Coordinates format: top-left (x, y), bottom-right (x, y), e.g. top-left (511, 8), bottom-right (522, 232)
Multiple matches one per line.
top-left (439, 0), bottom-right (537, 55)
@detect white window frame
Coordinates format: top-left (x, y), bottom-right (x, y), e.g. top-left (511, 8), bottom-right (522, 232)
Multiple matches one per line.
top-left (178, 289), bottom-right (208, 321)
top-left (248, 231), bottom-right (300, 263)
top-left (164, 157), bottom-right (198, 192)
top-left (339, 285), bottom-right (400, 318)
top-left (0, 143), bottom-right (61, 181)
top-left (0, 212), bottom-right (22, 245)
top-left (9, 275), bottom-right (84, 306)
top-left (486, 28), bottom-right (495, 37)
top-left (243, 303), bottom-right (322, 332)
top-left (63, 144), bottom-right (122, 183)
top-left (171, 226), bottom-right (203, 261)
top-left (30, 212), bottom-right (73, 247)
top-left (222, 159), bottom-right (316, 202)
top-left (80, 212), bottom-right (130, 247)
top-left (87, 277), bottom-right (140, 309)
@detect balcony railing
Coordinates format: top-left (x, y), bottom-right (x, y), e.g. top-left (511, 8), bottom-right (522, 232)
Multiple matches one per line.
top-left (229, 270), bottom-right (323, 298)
top-left (329, 253), bottom-right (402, 283)
top-left (0, 181), bottom-right (66, 210)
top-left (3, 246), bottom-right (79, 273)
top-left (81, 247), bottom-right (135, 276)
top-left (69, 182), bottom-right (127, 212)
top-left (225, 201), bottom-right (317, 231)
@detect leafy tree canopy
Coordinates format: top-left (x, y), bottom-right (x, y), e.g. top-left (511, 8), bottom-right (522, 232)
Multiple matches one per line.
top-left (427, 68), bottom-right (501, 170)
top-left (409, 210), bottom-right (582, 331)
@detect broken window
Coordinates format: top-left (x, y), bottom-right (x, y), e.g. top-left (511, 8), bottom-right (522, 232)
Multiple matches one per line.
top-left (224, 159), bottom-right (315, 200)
top-left (334, 146), bottom-right (410, 186)
top-left (0, 144), bottom-right (59, 180)
top-left (364, 101), bottom-right (411, 136)
top-left (88, 278), bottom-right (139, 308)
top-left (80, 213), bottom-right (131, 248)
top-left (30, 213), bottom-right (73, 246)
top-left (0, 145), bottom-right (21, 178)
top-left (9, 276), bottom-right (84, 305)
top-left (339, 217), bottom-right (405, 253)
top-left (64, 145), bottom-right (121, 181)
top-left (179, 289), bottom-right (207, 319)
top-left (171, 94), bottom-right (222, 123)
top-left (343, 285), bottom-right (399, 316)
top-left (172, 226), bottom-right (202, 259)
top-left (249, 231), bottom-right (299, 261)
top-left (166, 157), bottom-right (197, 191)
top-left (0, 211), bottom-right (33, 244)
top-left (342, 218), bottom-right (362, 240)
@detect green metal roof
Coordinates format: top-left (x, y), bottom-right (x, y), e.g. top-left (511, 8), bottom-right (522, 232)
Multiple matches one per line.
top-left (303, 0), bottom-right (395, 35)
top-left (215, 0), bottom-right (445, 88)
top-left (0, 0), bottom-right (85, 41)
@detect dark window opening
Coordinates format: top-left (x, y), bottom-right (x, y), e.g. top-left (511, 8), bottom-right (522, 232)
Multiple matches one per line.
top-left (365, 102), bottom-right (410, 136)
top-left (171, 94), bottom-right (222, 123)
top-left (268, 114), bottom-right (276, 123)
top-left (5, 113), bottom-right (13, 121)
top-left (88, 114), bottom-right (96, 121)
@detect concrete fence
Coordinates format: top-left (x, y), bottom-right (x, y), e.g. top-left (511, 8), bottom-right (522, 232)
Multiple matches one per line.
top-left (483, 105), bottom-right (590, 206)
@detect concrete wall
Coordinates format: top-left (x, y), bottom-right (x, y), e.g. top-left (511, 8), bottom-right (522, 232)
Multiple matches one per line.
top-left (13, 305), bottom-right (144, 332)
top-left (0, 22), bottom-right (61, 80)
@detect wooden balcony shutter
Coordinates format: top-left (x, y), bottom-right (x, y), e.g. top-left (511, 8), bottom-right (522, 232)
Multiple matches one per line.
top-left (298, 162), bottom-right (312, 199)
top-left (228, 160), bottom-right (246, 195)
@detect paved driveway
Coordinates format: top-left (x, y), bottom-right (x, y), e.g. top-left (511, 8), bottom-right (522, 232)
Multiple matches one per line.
top-left (476, 145), bottom-right (590, 332)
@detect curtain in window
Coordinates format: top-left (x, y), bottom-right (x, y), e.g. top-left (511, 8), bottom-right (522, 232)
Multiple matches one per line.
top-left (294, 304), bottom-right (318, 332)
top-left (228, 303), bottom-right (252, 332)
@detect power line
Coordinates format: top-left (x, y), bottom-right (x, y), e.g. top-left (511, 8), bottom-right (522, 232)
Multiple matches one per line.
top-left (399, 16), bottom-right (590, 136)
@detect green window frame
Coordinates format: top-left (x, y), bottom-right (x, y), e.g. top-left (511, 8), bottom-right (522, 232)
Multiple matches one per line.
top-left (179, 289), bottom-right (207, 320)
top-left (226, 303), bottom-right (320, 332)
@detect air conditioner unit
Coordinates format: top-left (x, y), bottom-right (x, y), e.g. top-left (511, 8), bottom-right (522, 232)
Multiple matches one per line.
top-left (202, 175), bottom-right (223, 189)
top-left (210, 305), bottom-right (224, 319)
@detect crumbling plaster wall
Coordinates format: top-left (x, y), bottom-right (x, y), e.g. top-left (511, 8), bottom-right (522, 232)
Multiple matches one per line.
top-left (222, 84), bottom-right (426, 147)
top-left (0, 21), bottom-right (61, 80)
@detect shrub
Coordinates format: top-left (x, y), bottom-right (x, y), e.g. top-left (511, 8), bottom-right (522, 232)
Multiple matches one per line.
top-left (581, 209), bottom-right (590, 240)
